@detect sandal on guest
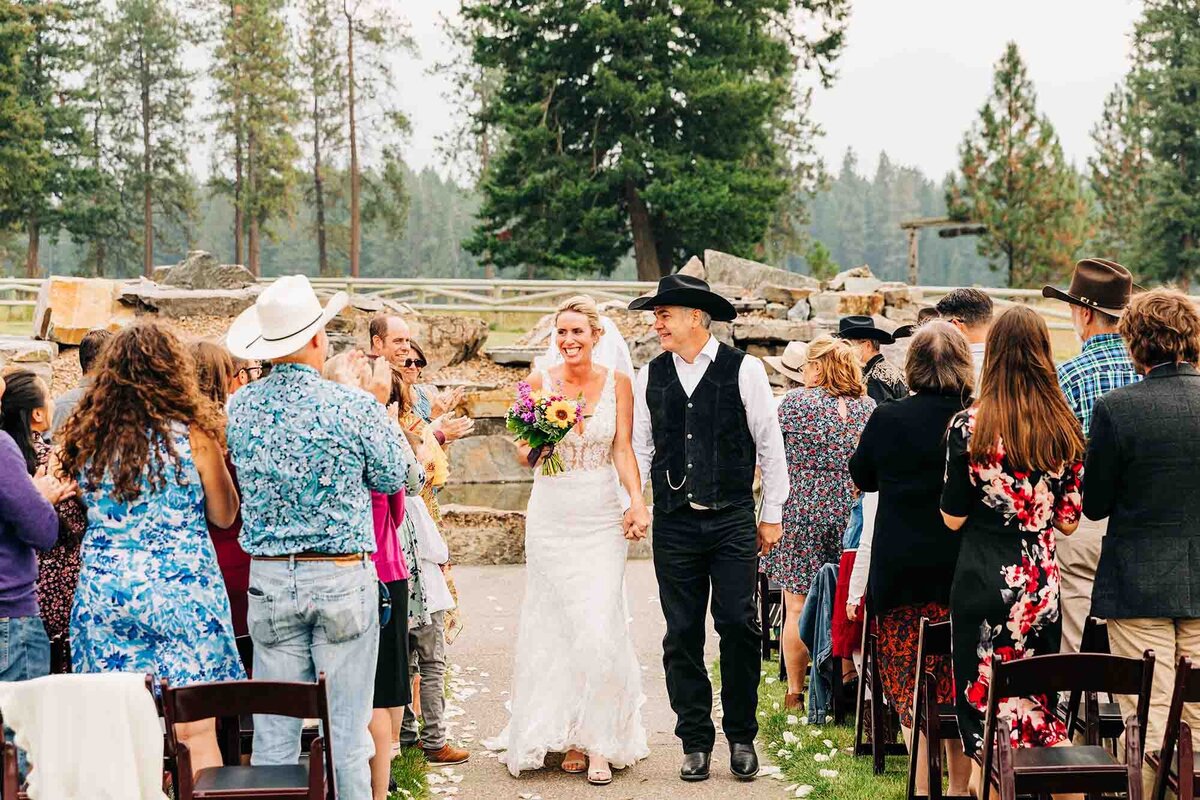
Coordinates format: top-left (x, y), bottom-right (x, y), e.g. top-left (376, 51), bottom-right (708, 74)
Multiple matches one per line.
top-left (588, 756), bottom-right (612, 786)
top-left (562, 749), bottom-right (587, 774)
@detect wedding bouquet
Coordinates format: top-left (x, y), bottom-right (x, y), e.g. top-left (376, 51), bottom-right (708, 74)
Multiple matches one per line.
top-left (505, 380), bottom-right (584, 476)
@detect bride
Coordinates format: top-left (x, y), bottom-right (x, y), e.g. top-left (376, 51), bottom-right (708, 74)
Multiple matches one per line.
top-left (488, 295), bottom-right (652, 785)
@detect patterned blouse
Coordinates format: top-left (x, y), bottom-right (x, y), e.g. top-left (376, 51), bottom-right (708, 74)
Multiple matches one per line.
top-left (227, 363), bottom-right (414, 556)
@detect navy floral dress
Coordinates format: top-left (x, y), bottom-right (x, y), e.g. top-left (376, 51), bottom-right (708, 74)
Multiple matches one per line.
top-left (941, 408), bottom-right (1083, 757)
top-left (71, 426), bottom-right (245, 686)
top-left (761, 387), bottom-right (874, 594)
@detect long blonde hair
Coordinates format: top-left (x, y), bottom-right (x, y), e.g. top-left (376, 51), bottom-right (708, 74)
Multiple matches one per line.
top-left (806, 335), bottom-right (866, 398)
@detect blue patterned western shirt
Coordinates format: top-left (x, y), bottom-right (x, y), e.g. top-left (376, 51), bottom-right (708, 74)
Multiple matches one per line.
top-left (227, 363), bottom-right (411, 556)
top-left (1056, 332), bottom-right (1140, 437)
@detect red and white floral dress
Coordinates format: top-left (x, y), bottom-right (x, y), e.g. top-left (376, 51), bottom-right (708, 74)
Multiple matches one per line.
top-left (940, 408), bottom-right (1083, 758)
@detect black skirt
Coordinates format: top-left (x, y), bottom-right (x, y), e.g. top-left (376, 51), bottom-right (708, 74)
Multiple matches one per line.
top-left (374, 579), bottom-right (411, 709)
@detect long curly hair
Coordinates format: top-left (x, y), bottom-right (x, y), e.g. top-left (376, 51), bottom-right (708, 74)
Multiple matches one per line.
top-left (58, 321), bottom-right (226, 502)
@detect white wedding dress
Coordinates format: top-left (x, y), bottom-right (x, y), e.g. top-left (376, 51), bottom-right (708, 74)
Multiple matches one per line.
top-left (487, 366), bottom-right (649, 776)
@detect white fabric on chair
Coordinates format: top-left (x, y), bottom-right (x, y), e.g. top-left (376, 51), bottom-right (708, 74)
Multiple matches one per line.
top-left (0, 672), bottom-right (166, 800)
top-left (406, 494), bottom-right (456, 614)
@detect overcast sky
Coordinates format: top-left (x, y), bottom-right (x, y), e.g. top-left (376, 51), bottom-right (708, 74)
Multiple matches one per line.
top-left (399, 0), bottom-right (1143, 181)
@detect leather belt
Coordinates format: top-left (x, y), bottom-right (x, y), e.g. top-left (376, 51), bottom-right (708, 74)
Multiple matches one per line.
top-left (253, 552), bottom-right (368, 563)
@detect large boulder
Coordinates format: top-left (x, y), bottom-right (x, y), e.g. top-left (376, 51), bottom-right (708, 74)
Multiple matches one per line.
top-left (826, 265), bottom-right (879, 292)
top-left (118, 279), bottom-right (261, 319)
top-left (33, 277), bottom-right (133, 345)
top-left (732, 318), bottom-right (820, 345)
top-left (0, 336), bottom-right (58, 387)
top-left (440, 505), bottom-right (527, 565)
top-left (704, 250), bottom-right (820, 292)
top-left (411, 315), bottom-right (488, 370)
top-left (446, 434), bottom-right (526, 483)
top-left (162, 251), bottom-right (256, 290)
top-left (809, 291), bottom-right (885, 319)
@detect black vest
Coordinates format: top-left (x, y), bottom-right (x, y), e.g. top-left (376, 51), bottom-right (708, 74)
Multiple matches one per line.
top-left (646, 342), bottom-right (757, 514)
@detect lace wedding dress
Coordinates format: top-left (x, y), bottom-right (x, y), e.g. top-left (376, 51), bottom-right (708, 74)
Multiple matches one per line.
top-left (487, 366), bottom-right (649, 776)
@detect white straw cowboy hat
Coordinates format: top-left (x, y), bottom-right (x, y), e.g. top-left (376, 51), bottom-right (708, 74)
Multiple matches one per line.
top-left (227, 275), bottom-right (348, 361)
top-left (763, 341), bottom-right (809, 384)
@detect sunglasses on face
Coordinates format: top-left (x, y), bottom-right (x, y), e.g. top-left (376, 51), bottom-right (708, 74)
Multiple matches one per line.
top-left (401, 359), bottom-right (427, 369)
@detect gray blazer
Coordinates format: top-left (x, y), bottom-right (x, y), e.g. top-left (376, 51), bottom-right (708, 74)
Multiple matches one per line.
top-left (1084, 362), bottom-right (1200, 619)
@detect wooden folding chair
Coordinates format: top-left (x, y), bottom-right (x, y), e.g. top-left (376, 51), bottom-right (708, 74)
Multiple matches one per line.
top-left (906, 619), bottom-right (968, 800)
top-left (161, 674), bottom-right (335, 800)
top-left (1060, 616), bottom-right (1125, 756)
top-left (978, 650), bottom-right (1155, 800)
top-left (853, 602), bottom-right (906, 774)
top-left (757, 571), bottom-right (785, 680)
top-left (1147, 655), bottom-right (1200, 800)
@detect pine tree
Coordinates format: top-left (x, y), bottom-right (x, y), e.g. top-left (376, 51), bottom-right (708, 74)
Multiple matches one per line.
top-left (340, 1), bottom-right (412, 278)
top-left (297, 0), bottom-right (347, 276)
top-left (463, 0), bottom-right (849, 279)
top-left (97, 0), bottom-right (194, 276)
top-left (212, 0), bottom-right (298, 275)
top-left (1128, 0), bottom-right (1200, 288)
top-left (435, 3), bottom-right (505, 191)
top-left (947, 42), bottom-right (1091, 288)
top-left (1087, 83), bottom-right (1149, 264)
top-left (1, 1), bottom-right (99, 277)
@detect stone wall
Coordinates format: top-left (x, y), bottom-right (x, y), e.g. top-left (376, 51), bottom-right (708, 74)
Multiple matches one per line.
top-left (441, 503), bottom-right (653, 565)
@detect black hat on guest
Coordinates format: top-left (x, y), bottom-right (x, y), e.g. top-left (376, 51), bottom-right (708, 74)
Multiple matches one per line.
top-left (834, 315), bottom-right (895, 345)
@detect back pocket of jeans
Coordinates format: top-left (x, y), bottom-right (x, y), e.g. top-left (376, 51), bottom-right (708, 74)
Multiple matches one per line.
top-left (314, 584), bottom-right (372, 644)
top-left (0, 619), bottom-right (9, 674)
top-left (246, 589), bottom-right (279, 647)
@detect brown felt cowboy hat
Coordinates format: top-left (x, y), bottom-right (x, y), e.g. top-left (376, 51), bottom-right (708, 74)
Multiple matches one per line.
top-left (1041, 258), bottom-right (1139, 318)
top-left (628, 273), bottom-right (738, 322)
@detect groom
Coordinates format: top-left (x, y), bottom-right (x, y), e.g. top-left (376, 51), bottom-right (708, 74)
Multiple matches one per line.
top-left (627, 273), bottom-right (789, 782)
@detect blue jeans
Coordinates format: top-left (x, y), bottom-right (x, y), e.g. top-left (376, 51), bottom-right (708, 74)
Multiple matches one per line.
top-left (1, 615), bottom-right (51, 777)
top-left (247, 558), bottom-right (379, 800)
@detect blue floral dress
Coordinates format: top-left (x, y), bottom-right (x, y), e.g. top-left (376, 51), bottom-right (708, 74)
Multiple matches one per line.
top-left (71, 426), bottom-right (246, 686)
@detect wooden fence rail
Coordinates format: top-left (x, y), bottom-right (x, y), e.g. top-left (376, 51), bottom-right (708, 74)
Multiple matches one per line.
top-left (0, 276), bottom-right (1095, 328)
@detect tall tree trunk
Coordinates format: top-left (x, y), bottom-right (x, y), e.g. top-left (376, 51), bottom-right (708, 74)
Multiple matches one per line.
top-left (654, 232), bottom-right (674, 276)
top-left (234, 123), bottom-right (245, 267)
top-left (625, 179), bottom-right (661, 280)
top-left (345, 5), bottom-right (361, 279)
top-left (246, 129), bottom-right (258, 276)
top-left (141, 43), bottom-right (153, 278)
top-left (312, 95), bottom-right (329, 276)
top-left (25, 220), bottom-right (40, 278)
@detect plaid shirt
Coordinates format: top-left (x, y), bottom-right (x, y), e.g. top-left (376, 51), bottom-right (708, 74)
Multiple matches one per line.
top-left (1056, 332), bottom-right (1140, 436)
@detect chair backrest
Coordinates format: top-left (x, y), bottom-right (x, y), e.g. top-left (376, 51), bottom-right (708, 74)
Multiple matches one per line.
top-left (161, 677), bottom-right (326, 724)
top-left (918, 619), bottom-right (952, 658)
top-left (992, 651), bottom-right (1153, 699)
top-left (1079, 616), bottom-right (1111, 655)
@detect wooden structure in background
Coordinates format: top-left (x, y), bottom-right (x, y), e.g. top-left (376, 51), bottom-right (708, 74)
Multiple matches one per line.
top-left (899, 216), bottom-right (987, 285)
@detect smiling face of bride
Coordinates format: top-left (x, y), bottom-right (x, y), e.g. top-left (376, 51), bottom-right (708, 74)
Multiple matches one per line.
top-left (555, 308), bottom-right (602, 368)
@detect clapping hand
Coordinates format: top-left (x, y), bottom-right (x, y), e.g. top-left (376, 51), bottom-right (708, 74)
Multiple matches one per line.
top-left (623, 502), bottom-right (650, 541)
top-left (432, 412), bottom-right (474, 443)
top-left (34, 464), bottom-right (77, 505)
top-left (430, 385), bottom-right (466, 418)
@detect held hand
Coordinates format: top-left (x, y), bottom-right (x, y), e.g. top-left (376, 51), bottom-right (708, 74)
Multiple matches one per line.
top-left (846, 602), bottom-right (858, 622)
top-left (34, 473), bottom-right (77, 505)
top-left (756, 521), bottom-right (783, 557)
top-left (517, 442), bottom-right (549, 469)
top-left (623, 503), bottom-right (651, 541)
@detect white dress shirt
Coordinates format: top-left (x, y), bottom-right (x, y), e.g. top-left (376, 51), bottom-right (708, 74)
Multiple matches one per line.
top-left (632, 334), bottom-right (789, 524)
top-left (970, 342), bottom-right (986, 385)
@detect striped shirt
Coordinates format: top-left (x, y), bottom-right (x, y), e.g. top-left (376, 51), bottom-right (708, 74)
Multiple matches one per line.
top-left (1056, 332), bottom-right (1140, 436)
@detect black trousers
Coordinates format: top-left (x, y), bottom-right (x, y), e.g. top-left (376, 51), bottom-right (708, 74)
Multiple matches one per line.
top-left (652, 504), bottom-right (761, 753)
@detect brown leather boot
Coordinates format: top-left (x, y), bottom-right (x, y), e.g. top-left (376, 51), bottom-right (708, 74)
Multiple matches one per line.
top-left (423, 743), bottom-right (470, 765)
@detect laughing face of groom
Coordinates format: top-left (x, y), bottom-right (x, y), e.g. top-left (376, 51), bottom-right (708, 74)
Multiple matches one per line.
top-left (653, 305), bottom-right (711, 357)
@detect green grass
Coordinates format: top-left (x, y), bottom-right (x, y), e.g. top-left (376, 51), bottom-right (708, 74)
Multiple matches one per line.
top-left (757, 664), bottom-right (909, 800)
top-left (389, 746), bottom-right (431, 800)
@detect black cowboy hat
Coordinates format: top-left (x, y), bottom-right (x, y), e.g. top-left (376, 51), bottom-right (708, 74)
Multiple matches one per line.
top-left (1042, 258), bottom-right (1138, 317)
top-left (628, 273), bottom-right (737, 322)
top-left (834, 315), bottom-right (895, 345)
top-left (892, 307), bottom-right (941, 339)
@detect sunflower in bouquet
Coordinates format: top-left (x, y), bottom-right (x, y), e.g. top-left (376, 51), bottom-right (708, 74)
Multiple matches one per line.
top-left (505, 380), bottom-right (584, 476)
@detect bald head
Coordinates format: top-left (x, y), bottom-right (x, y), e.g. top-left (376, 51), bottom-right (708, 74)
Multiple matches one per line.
top-left (369, 315), bottom-right (412, 365)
